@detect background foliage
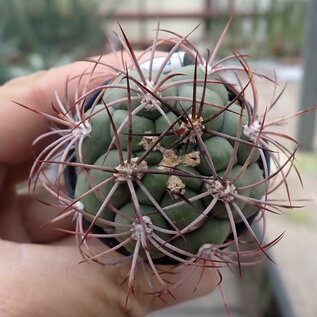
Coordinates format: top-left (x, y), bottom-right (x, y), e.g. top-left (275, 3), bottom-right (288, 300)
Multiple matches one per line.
top-left (0, 0), bottom-right (118, 83)
top-left (0, 0), bottom-right (308, 84)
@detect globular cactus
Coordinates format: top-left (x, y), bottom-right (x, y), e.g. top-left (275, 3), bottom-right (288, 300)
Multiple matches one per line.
top-left (25, 19), bottom-right (313, 307)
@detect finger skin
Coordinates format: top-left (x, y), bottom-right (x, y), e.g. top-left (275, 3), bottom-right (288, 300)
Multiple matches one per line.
top-left (0, 185), bottom-right (31, 242)
top-left (0, 165), bottom-right (6, 190)
top-left (0, 51), bottom-right (163, 167)
top-left (0, 56), bottom-right (116, 166)
top-left (18, 193), bottom-right (74, 244)
top-left (0, 180), bottom-right (73, 243)
top-left (0, 238), bottom-right (219, 317)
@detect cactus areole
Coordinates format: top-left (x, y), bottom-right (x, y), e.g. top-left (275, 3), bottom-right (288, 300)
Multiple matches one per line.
top-left (28, 20), bottom-right (306, 301)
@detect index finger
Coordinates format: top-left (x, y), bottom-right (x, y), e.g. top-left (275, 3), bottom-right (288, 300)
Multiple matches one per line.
top-left (0, 53), bottom-right (127, 166)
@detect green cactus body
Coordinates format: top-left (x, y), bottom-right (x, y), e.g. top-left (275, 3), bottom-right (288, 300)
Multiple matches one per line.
top-left (110, 109), bottom-right (155, 151)
top-left (237, 164), bottom-right (266, 220)
top-left (102, 71), bottom-right (141, 111)
top-left (75, 171), bottom-right (114, 221)
top-left (155, 111), bottom-right (180, 148)
top-left (68, 56), bottom-right (269, 260)
top-left (220, 104), bottom-right (260, 164)
top-left (171, 64), bottom-right (229, 104)
top-left (88, 150), bottom-right (131, 209)
top-left (176, 164), bottom-right (203, 192)
top-left (133, 150), bottom-right (162, 165)
top-left (136, 169), bottom-right (169, 205)
top-left (28, 22), bottom-right (309, 304)
top-left (197, 136), bottom-right (237, 174)
top-left (161, 189), bottom-right (203, 230)
top-left (172, 218), bottom-right (231, 254)
top-left (176, 85), bottom-right (224, 133)
top-left (74, 105), bottom-right (114, 164)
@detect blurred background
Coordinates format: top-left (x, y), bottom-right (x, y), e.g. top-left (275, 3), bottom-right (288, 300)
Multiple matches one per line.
top-left (1, 0), bottom-right (316, 316)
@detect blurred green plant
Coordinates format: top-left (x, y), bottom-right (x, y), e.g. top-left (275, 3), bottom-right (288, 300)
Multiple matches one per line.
top-left (0, 0), bottom-right (309, 85)
top-left (206, 0), bottom-right (308, 59)
top-left (267, 0), bottom-right (307, 57)
top-left (0, 0), bottom-right (121, 84)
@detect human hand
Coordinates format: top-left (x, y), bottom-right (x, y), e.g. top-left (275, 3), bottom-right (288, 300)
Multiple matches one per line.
top-left (0, 54), bottom-right (219, 317)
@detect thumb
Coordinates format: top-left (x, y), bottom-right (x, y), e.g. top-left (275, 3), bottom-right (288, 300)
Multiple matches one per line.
top-left (0, 237), bottom-right (219, 317)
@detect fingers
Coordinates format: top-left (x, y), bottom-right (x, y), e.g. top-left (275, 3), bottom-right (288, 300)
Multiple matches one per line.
top-left (143, 264), bottom-right (219, 314)
top-left (0, 185), bottom-right (31, 242)
top-left (0, 234), bottom-right (218, 317)
top-left (0, 182), bottom-right (74, 244)
top-left (0, 239), bottom-right (123, 317)
top-left (0, 165), bottom-right (6, 190)
top-left (17, 183), bottom-right (74, 243)
top-left (18, 193), bottom-right (74, 244)
top-left (2, 158), bottom-right (34, 185)
top-left (0, 238), bottom-right (149, 317)
top-left (0, 51), bottom-right (164, 167)
top-left (0, 54), bottom-right (117, 166)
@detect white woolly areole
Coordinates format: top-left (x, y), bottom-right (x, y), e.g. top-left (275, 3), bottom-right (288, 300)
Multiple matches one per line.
top-left (131, 215), bottom-right (153, 240)
top-left (206, 179), bottom-right (236, 202)
top-left (199, 61), bottom-right (213, 75)
top-left (140, 79), bottom-right (162, 111)
top-left (198, 243), bottom-right (215, 256)
top-left (243, 121), bottom-right (261, 142)
top-left (74, 201), bottom-right (85, 211)
top-left (72, 121), bottom-right (92, 137)
top-left (114, 158), bottom-right (148, 182)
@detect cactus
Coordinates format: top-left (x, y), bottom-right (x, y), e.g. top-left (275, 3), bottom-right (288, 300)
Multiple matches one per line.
top-left (24, 19), bottom-right (314, 308)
